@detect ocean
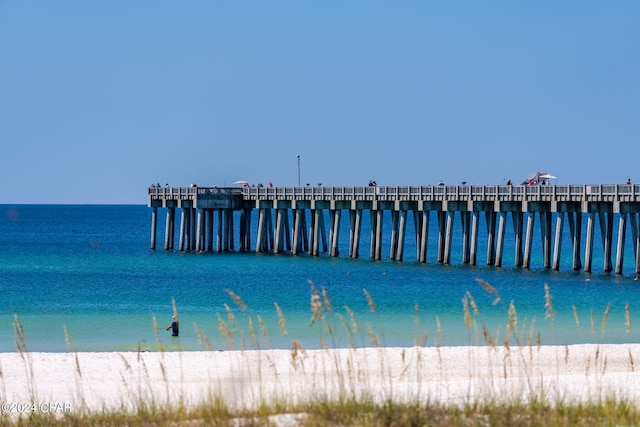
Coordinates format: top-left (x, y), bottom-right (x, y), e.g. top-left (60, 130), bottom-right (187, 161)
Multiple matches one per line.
top-left (1, 204), bottom-right (639, 352)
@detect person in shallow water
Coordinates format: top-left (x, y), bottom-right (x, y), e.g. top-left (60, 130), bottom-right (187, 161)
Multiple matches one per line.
top-left (166, 315), bottom-right (179, 336)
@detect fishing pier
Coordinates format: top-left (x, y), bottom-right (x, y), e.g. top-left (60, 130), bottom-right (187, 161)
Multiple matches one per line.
top-left (148, 184), bottom-right (640, 275)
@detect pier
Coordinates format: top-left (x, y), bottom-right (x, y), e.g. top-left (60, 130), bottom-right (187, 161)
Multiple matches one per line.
top-left (148, 184), bottom-right (640, 275)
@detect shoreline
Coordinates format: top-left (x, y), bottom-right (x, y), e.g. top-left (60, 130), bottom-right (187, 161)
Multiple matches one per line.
top-left (2, 343), bottom-right (640, 416)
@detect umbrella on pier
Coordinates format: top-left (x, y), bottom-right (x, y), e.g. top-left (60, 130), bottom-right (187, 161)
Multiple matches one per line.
top-left (525, 172), bottom-right (556, 185)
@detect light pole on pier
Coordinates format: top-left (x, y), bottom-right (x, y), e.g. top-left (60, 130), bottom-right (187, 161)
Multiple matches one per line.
top-left (297, 154), bottom-right (301, 187)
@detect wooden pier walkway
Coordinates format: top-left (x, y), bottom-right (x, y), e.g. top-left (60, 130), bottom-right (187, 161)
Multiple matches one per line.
top-left (148, 184), bottom-right (640, 275)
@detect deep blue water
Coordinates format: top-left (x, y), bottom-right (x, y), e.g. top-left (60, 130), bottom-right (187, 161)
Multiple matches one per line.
top-left (1, 204), bottom-right (639, 352)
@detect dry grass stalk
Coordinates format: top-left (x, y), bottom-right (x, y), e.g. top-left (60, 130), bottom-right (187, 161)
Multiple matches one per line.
top-left (466, 291), bottom-right (479, 315)
top-left (363, 288), bottom-right (378, 312)
top-left (248, 317), bottom-right (258, 348)
top-left (14, 314), bottom-right (37, 401)
top-left (344, 306), bottom-right (360, 332)
top-left (224, 303), bottom-right (236, 327)
top-left (274, 302), bottom-right (288, 335)
top-left (290, 339), bottom-right (306, 369)
top-left (63, 324), bottom-right (84, 408)
top-left (625, 302), bottom-right (631, 331)
top-left (537, 331), bottom-right (541, 349)
top-left (319, 335), bottom-right (328, 349)
top-left (572, 305), bottom-right (581, 328)
top-left (336, 313), bottom-right (356, 348)
top-left (309, 293), bottom-right (323, 326)
top-left (507, 301), bottom-right (518, 339)
top-left (417, 333), bottom-right (428, 346)
top-left (629, 349), bottom-right (635, 372)
top-left (602, 302), bottom-right (611, 333)
top-left (524, 318), bottom-right (535, 347)
top-left (482, 325), bottom-right (495, 348)
top-left (152, 316), bottom-right (164, 354)
top-left (117, 353), bottom-right (132, 371)
top-left (13, 314), bottom-right (26, 355)
top-left (435, 315), bottom-right (443, 345)
top-left (475, 278), bottom-right (502, 305)
top-left (64, 325), bottom-right (72, 350)
top-left (194, 324), bottom-right (212, 349)
top-left (367, 325), bottom-right (380, 347)
top-left (462, 295), bottom-right (472, 328)
top-left (503, 340), bottom-right (511, 379)
top-left (217, 314), bottom-right (234, 349)
top-left (257, 315), bottom-right (267, 340)
top-left (224, 289), bottom-right (248, 311)
top-left (544, 284), bottom-right (555, 319)
top-left (322, 287), bottom-right (334, 313)
top-left (519, 318), bottom-right (527, 344)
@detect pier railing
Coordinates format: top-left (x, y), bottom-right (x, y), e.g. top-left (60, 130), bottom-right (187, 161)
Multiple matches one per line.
top-left (240, 184), bottom-right (639, 203)
top-left (148, 186), bottom-right (243, 198)
top-left (148, 184), bottom-right (640, 204)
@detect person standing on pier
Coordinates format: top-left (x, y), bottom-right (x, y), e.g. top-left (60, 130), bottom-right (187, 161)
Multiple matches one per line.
top-left (166, 315), bottom-right (179, 337)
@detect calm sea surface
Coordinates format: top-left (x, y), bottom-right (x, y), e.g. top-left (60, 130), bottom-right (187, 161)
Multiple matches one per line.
top-left (1, 204), bottom-right (639, 352)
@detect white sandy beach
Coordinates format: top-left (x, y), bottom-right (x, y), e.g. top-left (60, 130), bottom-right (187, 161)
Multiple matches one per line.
top-left (2, 344), bottom-right (640, 417)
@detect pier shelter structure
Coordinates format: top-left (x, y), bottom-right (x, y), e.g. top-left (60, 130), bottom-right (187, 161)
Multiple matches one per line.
top-left (148, 184), bottom-right (640, 275)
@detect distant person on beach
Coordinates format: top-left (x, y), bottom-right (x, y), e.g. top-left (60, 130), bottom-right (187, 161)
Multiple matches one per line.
top-left (166, 315), bottom-right (179, 337)
top-left (627, 178), bottom-right (632, 184)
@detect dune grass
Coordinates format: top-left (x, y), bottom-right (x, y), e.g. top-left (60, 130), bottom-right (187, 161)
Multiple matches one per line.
top-left (3, 279), bottom-right (640, 426)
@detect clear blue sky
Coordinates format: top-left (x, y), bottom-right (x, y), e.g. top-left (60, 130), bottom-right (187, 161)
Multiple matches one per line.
top-left (1, 1), bottom-right (638, 204)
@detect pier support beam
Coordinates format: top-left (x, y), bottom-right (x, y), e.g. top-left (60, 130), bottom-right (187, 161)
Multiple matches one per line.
top-left (601, 212), bottom-right (614, 272)
top-left (443, 211), bottom-right (455, 264)
top-left (164, 207), bottom-right (175, 251)
top-left (541, 211), bottom-right (552, 269)
top-left (513, 212), bottom-right (524, 267)
top-left (396, 210), bottom-right (407, 261)
top-left (615, 213), bottom-right (627, 274)
top-left (390, 210), bottom-right (399, 260)
top-left (469, 211), bottom-right (479, 266)
top-left (351, 209), bottom-right (362, 258)
top-left (179, 207), bottom-right (191, 252)
top-left (217, 210), bottom-right (224, 252)
top-left (631, 213), bottom-right (640, 275)
top-left (485, 211), bottom-right (496, 266)
top-left (584, 212), bottom-right (595, 273)
top-left (569, 212), bottom-right (582, 271)
top-left (437, 211), bottom-right (446, 263)
top-left (150, 207), bottom-right (158, 250)
top-left (375, 209), bottom-right (384, 260)
top-left (205, 210), bottom-right (214, 252)
top-left (523, 212), bottom-right (535, 269)
top-left (552, 212), bottom-right (564, 271)
top-left (330, 209), bottom-right (342, 257)
top-left (461, 211), bottom-right (471, 264)
top-left (196, 208), bottom-right (205, 252)
top-left (292, 209), bottom-right (302, 255)
top-left (419, 210), bottom-right (430, 263)
top-left (495, 211), bottom-right (507, 267)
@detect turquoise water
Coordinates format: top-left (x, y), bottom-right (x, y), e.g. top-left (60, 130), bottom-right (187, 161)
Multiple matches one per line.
top-left (1, 204), bottom-right (639, 352)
